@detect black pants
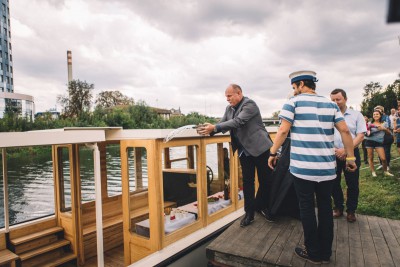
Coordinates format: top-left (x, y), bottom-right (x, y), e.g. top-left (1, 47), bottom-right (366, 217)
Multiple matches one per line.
top-left (361, 140), bottom-right (368, 163)
top-left (332, 148), bottom-right (361, 212)
top-left (293, 174), bottom-right (334, 260)
top-left (239, 150), bottom-right (272, 214)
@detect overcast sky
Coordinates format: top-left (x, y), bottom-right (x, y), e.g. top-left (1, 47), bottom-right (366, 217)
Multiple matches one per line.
top-left (10, 0), bottom-right (400, 117)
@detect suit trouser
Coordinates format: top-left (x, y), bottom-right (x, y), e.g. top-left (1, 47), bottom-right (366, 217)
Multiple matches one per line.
top-left (332, 148), bottom-right (361, 212)
top-left (239, 150), bottom-right (272, 214)
top-left (293, 174), bottom-right (334, 260)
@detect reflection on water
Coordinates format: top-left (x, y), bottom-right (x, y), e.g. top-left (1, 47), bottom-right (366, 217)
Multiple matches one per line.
top-left (0, 148), bottom-right (54, 227)
top-left (0, 146), bottom-right (130, 227)
top-left (0, 144), bottom-right (223, 227)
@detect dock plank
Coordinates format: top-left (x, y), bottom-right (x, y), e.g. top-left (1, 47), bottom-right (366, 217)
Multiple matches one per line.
top-left (368, 216), bottom-right (395, 266)
top-left (276, 219), bottom-right (303, 266)
top-left (378, 218), bottom-right (400, 267)
top-left (260, 217), bottom-right (291, 264)
top-left (358, 214), bottom-right (379, 267)
top-left (207, 213), bottom-right (400, 267)
top-left (348, 218), bottom-right (363, 267)
top-left (334, 217), bottom-right (349, 267)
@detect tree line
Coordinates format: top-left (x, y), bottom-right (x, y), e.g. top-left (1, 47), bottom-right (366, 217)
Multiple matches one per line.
top-left (0, 80), bottom-right (216, 132)
top-left (361, 74), bottom-right (400, 117)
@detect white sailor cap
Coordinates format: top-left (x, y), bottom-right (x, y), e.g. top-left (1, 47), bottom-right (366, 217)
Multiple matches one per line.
top-left (289, 70), bottom-right (318, 84)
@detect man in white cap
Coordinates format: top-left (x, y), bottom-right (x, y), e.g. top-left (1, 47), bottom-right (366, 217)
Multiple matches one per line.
top-left (268, 71), bottom-right (357, 264)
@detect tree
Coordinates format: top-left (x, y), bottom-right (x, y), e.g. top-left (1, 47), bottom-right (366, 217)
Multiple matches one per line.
top-left (95, 90), bottom-right (134, 109)
top-left (57, 80), bottom-right (94, 118)
top-left (271, 110), bottom-right (280, 119)
top-left (361, 75), bottom-right (400, 117)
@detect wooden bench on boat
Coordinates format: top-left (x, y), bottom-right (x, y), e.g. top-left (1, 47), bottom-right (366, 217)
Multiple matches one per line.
top-left (0, 233), bottom-right (19, 267)
top-left (81, 191), bottom-right (176, 259)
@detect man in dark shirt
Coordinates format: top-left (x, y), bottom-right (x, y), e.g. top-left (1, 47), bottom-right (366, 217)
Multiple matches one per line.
top-left (198, 84), bottom-right (273, 227)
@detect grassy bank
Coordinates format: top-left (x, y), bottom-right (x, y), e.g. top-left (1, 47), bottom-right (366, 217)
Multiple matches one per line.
top-left (353, 146), bottom-right (400, 220)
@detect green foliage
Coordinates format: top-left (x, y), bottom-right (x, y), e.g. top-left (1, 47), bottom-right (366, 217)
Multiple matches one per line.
top-left (95, 90), bottom-right (134, 109)
top-left (169, 112), bottom-right (217, 128)
top-left (57, 80), bottom-right (94, 118)
top-left (361, 74), bottom-right (400, 117)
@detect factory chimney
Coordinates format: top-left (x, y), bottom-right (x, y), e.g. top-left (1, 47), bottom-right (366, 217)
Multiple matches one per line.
top-left (67, 50), bottom-right (73, 83)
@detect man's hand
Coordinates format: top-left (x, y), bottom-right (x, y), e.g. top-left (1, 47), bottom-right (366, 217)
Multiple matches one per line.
top-left (268, 156), bottom-right (278, 170)
top-left (197, 122), bottom-right (215, 136)
top-left (335, 148), bottom-right (346, 161)
top-left (346, 161), bottom-right (357, 172)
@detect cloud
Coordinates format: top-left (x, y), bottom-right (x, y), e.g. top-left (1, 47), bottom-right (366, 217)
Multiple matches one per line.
top-left (10, 0), bottom-right (400, 118)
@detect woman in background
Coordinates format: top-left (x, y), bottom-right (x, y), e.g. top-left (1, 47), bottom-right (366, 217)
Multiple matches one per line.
top-left (364, 110), bottom-right (393, 177)
top-left (361, 116), bottom-right (369, 164)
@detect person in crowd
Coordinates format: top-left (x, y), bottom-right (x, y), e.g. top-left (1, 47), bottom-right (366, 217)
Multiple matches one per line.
top-left (330, 89), bottom-right (366, 223)
top-left (374, 106), bottom-right (393, 170)
top-left (364, 109), bottom-right (393, 177)
top-left (394, 113), bottom-right (400, 158)
top-left (361, 116), bottom-right (369, 164)
top-left (197, 84), bottom-right (274, 227)
top-left (389, 108), bottom-right (397, 131)
top-left (389, 108), bottom-right (397, 145)
top-left (267, 70), bottom-right (356, 264)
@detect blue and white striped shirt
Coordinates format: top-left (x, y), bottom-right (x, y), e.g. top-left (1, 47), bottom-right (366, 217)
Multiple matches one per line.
top-left (279, 93), bottom-right (344, 182)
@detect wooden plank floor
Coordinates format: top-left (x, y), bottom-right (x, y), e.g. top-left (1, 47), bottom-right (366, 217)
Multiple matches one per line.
top-left (82, 245), bottom-right (124, 267)
top-left (206, 213), bottom-right (400, 267)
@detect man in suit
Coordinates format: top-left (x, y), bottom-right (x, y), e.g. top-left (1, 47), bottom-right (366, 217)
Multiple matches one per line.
top-left (197, 84), bottom-right (273, 227)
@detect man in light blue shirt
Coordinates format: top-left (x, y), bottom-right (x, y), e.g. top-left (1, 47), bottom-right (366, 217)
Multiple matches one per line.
top-left (330, 89), bottom-right (366, 223)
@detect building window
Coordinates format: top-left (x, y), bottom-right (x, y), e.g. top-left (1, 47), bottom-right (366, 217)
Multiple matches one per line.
top-left (5, 64), bottom-right (8, 72)
top-left (6, 76), bottom-right (9, 84)
top-left (8, 43), bottom-right (11, 50)
top-left (11, 78), bottom-right (13, 85)
top-left (7, 19), bottom-right (10, 26)
top-left (9, 54), bottom-right (11, 61)
top-left (1, 75), bottom-right (3, 82)
top-left (8, 30), bottom-right (10, 38)
top-left (10, 66), bottom-right (12, 73)
top-left (5, 52), bottom-right (7, 60)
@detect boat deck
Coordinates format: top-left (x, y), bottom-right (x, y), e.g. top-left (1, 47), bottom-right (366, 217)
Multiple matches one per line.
top-left (206, 212), bottom-right (400, 267)
top-left (81, 246), bottom-right (124, 267)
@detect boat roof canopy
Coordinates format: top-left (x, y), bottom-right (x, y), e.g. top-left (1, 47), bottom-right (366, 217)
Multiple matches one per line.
top-left (0, 128), bottom-right (109, 148)
top-left (0, 126), bottom-right (278, 148)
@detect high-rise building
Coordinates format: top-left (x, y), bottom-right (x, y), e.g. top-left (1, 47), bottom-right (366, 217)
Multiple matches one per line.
top-left (0, 0), bottom-right (35, 120)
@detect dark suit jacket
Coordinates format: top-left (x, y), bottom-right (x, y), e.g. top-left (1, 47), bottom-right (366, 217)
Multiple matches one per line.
top-left (215, 97), bottom-right (273, 157)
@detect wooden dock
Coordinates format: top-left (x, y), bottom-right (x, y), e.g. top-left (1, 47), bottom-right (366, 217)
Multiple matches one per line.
top-left (206, 212), bottom-right (400, 267)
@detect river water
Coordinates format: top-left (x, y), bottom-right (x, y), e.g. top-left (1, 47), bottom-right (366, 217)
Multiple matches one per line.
top-left (0, 143), bottom-right (224, 227)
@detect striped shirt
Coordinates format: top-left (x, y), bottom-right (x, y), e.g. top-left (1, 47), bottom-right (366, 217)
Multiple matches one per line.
top-left (279, 93), bottom-right (344, 182)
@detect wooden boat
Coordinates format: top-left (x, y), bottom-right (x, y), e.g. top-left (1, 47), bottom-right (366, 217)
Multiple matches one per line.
top-left (0, 126), bottom-right (277, 266)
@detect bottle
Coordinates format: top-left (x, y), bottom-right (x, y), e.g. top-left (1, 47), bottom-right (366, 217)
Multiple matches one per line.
top-left (224, 184), bottom-right (229, 200)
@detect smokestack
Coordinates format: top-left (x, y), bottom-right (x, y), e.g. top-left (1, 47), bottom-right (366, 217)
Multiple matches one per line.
top-left (67, 50), bottom-right (73, 83)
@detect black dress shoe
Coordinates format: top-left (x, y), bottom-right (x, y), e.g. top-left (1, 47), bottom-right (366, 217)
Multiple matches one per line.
top-left (240, 213), bottom-right (254, 227)
top-left (260, 208), bottom-right (275, 222)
